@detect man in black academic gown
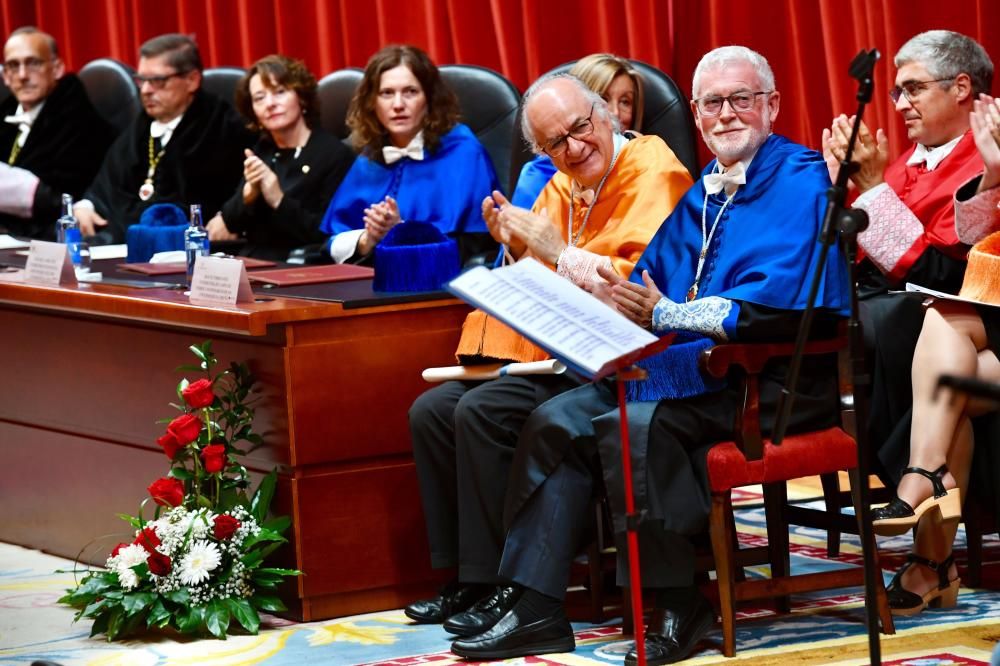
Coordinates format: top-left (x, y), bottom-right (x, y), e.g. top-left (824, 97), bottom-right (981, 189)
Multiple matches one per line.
top-left (0, 27), bottom-right (113, 240)
top-left (75, 33), bottom-right (252, 244)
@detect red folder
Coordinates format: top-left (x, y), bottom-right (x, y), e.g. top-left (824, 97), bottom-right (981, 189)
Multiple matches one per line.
top-left (246, 264), bottom-right (374, 286)
top-left (119, 256), bottom-right (276, 275)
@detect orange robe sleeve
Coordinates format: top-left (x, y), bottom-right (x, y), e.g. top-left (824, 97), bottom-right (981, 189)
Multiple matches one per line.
top-left (455, 135), bottom-right (693, 364)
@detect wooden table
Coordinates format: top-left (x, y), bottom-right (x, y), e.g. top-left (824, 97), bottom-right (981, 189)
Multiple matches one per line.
top-left (0, 259), bottom-right (468, 621)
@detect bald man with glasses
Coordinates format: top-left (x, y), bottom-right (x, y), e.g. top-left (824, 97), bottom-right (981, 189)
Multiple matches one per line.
top-left (0, 26), bottom-right (113, 240)
top-left (75, 33), bottom-right (252, 245)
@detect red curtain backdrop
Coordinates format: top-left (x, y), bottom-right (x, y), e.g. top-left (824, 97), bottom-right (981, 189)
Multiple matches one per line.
top-left (3, 0), bottom-right (998, 165)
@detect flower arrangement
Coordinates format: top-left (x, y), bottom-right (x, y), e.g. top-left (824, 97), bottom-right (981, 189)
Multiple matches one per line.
top-left (59, 341), bottom-right (300, 640)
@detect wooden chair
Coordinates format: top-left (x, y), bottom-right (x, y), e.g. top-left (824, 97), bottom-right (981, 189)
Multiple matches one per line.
top-left (700, 335), bottom-right (895, 657)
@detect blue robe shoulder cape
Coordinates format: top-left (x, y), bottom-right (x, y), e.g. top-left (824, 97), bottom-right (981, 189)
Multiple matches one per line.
top-left (319, 123), bottom-right (498, 238)
top-left (627, 134), bottom-right (851, 401)
top-left (510, 154), bottom-right (558, 209)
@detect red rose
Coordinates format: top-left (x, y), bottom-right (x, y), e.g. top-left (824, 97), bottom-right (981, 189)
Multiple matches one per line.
top-left (156, 431), bottom-right (183, 459)
top-left (182, 378), bottom-right (215, 409)
top-left (110, 542), bottom-right (129, 557)
top-left (167, 413), bottom-right (202, 445)
top-left (146, 550), bottom-right (172, 576)
top-left (147, 477), bottom-right (185, 507)
top-left (201, 444), bottom-right (227, 474)
top-left (134, 526), bottom-right (161, 552)
top-left (213, 514), bottom-right (241, 540)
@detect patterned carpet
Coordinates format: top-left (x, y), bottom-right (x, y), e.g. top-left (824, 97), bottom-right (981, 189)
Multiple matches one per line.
top-left (2, 495), bottom-right (998, 665)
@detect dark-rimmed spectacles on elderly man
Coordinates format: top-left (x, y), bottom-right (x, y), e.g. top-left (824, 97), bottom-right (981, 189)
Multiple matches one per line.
top-left (888, 78), bottom-right (955, 104)
top-left (693, 90), bottom-right (771, 116)
top-left (1, 57), bottom-right (51, 75)
top-left (542, 103), bottom-right (596, 157)
top-left (132, 70), bottom-right (191, 90)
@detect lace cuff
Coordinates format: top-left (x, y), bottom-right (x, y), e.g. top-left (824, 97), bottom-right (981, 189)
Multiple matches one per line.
top-left (954, 177), bottom-right (1000, 245)
top-left (330, 228), bottom-right (365, 264)
top-left (651, 296), bottom-right (732, 340)
top-left (855, 185), bottom-right (923, 274)
top-left (0, 163), bottom-right (38, 218)
top-left (556, 245), bottom-right (614, 289)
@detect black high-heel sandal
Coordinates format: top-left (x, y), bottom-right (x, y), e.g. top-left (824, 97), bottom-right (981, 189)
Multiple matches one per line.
top-left (872, 464), bottom-right (961, 536)
top-left (887, 553), bottom-right (960, 616)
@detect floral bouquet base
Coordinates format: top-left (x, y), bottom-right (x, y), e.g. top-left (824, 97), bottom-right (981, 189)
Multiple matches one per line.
top-left (59, 342), bottom-right (300, 640)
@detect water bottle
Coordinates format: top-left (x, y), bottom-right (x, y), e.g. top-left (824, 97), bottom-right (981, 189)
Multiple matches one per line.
top-left (56, 194), bottom-right (90, 271)
top-left (184, 204), bottom-right (210, 283)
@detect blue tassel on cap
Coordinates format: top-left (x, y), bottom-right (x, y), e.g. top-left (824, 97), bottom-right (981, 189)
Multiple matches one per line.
top-left (373, 221), bottom-right (461, 292)
top-left (625, 332), bottom-right (724, 401)
top-left (126, 203), bottom-right (188, 263)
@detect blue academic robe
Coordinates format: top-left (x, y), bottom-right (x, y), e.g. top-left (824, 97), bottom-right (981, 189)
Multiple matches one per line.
top-left (628, 133), bottom-right (851, 400)
top-left (510, 154), bottom-right (558, 209)
top-left (319, 123), bottom-right (498, 239)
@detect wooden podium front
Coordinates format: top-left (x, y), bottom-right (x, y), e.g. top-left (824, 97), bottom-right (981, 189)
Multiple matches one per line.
top-left (0, 268), bottom-right (467, 621)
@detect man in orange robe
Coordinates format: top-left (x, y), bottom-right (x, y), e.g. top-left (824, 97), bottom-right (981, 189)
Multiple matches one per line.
top-left (405, 73), bottom-right (692, 632)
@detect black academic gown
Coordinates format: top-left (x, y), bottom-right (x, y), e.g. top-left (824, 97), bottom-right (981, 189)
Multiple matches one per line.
top-left (0, 74), bottom-right (114, 239)
top-left (219, 129), bottom-right (354, 261)
top-left (84, 89), bottom-right (253, 243)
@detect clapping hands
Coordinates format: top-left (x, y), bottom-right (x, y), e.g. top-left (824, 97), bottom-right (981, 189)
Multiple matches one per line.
top-left (822, 114), bottom-right (889, 192)
top-left (242, 149), bottom-right (284, 208)
top-left (971, 94), bottom-right (1000, 193)
top-left (481, 190), bottom-right (566, 264)
top-left (357, 196), bottom-right (401, 256)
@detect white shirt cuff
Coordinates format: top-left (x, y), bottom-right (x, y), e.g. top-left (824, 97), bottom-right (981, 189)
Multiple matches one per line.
top-left (330, 228), bottom-right (365, 263)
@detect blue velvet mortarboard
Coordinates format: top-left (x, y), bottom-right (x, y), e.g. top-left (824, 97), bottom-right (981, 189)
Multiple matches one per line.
top-left (125, 203), bottom-right (188, 263)
top-left (373, 221), bottom-right (460, 292)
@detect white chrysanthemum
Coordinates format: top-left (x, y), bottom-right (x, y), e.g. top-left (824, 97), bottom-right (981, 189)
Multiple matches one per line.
top-left (178, 540), bottom-right (222, 586)
top-left (113, 543), bottom-right (149, 590)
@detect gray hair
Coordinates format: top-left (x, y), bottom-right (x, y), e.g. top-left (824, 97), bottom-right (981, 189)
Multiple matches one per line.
top-left (520, 72), bottom-right (618, 154)
top-left (139, 33), bottom-right (203, 73)
top-left (692, 46), bottom-right (774, 98)
top-left (8, 26), bottom-right (58, 58)
top-left (895, 30), bottom-right (993, 96)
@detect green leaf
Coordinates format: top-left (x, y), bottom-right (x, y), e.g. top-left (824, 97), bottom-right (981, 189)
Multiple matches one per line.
top-left (241, 549), bottom-right (264, 569)
top-left (189, 344), bottom-right (208, 363)
top-left (175, 363), bottom-right (205, 373)
top-left (205, 599), bottom-right (230, 639)
top-left (261, 515), bottom-right (291, 534)
top-left (147, 597), bottom-right (171, 628)
top-left (105, 606), bottom-right (125, 640)
top-left (121, 592), bottom-right (155, 616)
top-left (72, 573), bottom-right (115, 598)
top-left (117, 513), bottom-right (142, 529)
top-left (82, 597), bottom-right (108, 617)
top-left (256, 567), bottom-right (301, 577)
top-left (251, 594), bottom-right (286, 612)
top-left (169, 467), bottom-right (193, 481)
top-left (250, 470), bottom-right (277, 523)
top-left (242, 527), bottom-right (286, 550)
top-left (225, 597), bottom-right (260, 634)
top-left (90, 610), bottom-right (110, 638)
top-left (164, 587), bottom-right (191, 605)
top-left (176, 604), bottom-right (205, 635)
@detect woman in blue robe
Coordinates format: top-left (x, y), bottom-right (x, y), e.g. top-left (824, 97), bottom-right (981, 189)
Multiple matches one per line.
top-left (320, 45), bottom-right (499, 266)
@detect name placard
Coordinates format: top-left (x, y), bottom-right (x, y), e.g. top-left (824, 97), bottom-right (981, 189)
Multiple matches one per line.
top-left (188, 255), bottom-right (253, 305)
top-left (24, 240), bottom-right (76, 286)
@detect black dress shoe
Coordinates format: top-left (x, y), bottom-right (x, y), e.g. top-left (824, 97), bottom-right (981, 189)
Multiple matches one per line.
top-left (625, 594), bottom-right (715, 665)
top-left (403, 582), bottom-right (486, 624)
top-left (444, 585), bottom-right (522, 636)
top-left (450, 607), bottom-right (575, 659)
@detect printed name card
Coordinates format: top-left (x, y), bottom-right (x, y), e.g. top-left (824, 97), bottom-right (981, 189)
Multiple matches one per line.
top-left (24, 240), bottom-right (77, 286)
top-left (188, 255), bottom-right (254, 305)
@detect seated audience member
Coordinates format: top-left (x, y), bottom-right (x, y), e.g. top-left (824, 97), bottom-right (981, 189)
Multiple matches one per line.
top-left (823, 30), bottom-right (993, 462)
top-left (871, 95), bottom-right (1000, 615)
top-left (405, 74), bottom-right (691, 632)
top-left (75, 33), bottom-right (252, 244)
top-left (449, 46), bottom-right (850, 663)
top-left (205, 55), bottom-right (354, 261)
top-left (319, 45), bottom-right (499, 266)
top-left (511, 53), bottom-right (644, 209)
top-left (0, 26), bottom-right (113, 239)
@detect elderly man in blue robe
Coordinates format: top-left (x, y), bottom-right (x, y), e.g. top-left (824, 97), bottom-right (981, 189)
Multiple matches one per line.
top-left (449, 45), bottom-right (852, 664)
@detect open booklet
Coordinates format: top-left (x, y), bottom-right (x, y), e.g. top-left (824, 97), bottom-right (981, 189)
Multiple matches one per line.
top-left (906, 282), bottom-right (1000, 309)
top-left (446, 258), bottom-right (671, 381)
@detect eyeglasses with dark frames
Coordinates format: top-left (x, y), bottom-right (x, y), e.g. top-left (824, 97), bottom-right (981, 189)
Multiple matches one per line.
top-left (132, 70), bottom-right (191, 90)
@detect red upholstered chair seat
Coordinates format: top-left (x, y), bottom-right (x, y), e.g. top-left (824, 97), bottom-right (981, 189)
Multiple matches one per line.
top-left (706, 427), bottom-right (857, 493)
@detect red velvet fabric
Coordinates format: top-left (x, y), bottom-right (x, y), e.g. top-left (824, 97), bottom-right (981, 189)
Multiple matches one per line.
top-left (2, 1), bottom-right (998, 166)
top-left (705, 427), bottom-right (858, 493)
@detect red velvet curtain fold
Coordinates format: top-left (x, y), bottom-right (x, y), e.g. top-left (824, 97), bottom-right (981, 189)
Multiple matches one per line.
top-left (3, 0), bottom-right (998, 163)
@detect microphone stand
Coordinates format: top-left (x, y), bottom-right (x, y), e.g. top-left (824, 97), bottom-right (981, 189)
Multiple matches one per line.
top-left (771, 48), bottom-right (883, 665)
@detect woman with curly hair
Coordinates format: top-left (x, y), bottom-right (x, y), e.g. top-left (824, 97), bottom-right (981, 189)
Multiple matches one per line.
top-left (320, 44), bottom-right (499, 265)
top-left (207, 54), bottom-right (354, 260)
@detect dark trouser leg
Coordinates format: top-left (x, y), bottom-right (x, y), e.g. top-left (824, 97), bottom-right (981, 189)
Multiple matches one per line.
top-left (498, 384), bottom-right (616, 599)
top-left (409, 381), bottom-right (474, 569)
top-left (456, 374), bottom-right (579, 584)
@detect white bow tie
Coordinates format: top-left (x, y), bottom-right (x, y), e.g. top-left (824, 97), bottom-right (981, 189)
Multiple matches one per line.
top-left (150, 121), bottom-right (171, 139)
top-left (704, 162), bottom-right (747, 196)
top-left (382, 144), bottom-right (424, 164)
top-left (4, 113), bottom-right (32, 128)
top-left (574, 187), bottom-right (596, 207)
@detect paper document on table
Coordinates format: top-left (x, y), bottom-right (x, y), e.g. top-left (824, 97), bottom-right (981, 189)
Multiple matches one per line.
top-left (88, 244), bottom-right (129, 260)
top-left (447, 258), bottom-right (660, 379)
top-left (0, 234), bottom-right (29, 250)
